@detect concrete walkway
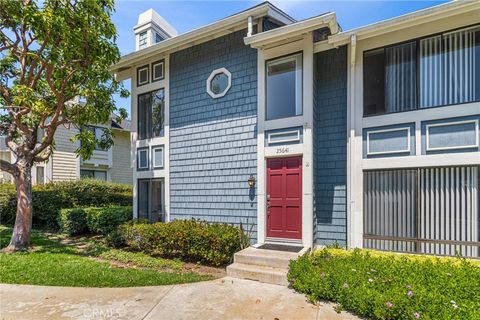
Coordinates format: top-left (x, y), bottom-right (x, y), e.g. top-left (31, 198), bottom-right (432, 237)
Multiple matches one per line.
top-left (0, 278), bottom-right (359, 320)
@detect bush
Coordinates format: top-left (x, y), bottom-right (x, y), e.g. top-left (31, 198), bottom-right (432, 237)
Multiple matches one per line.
top-left (0, 180), bottom-right (132, 229)
top-left (122, 220), bottom-right (247, 266)
top-left (58, 208), bottom-right (87, 235)
top-left (85, 206), bottom-right (132, 236)
top-left (288, 248), bottom-right (480, 320)
top-left (105, 229), bottom-right (126, 248)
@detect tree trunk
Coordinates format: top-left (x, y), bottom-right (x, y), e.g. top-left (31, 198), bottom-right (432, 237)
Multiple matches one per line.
top-left (4, 163), bottom-right (33, 252)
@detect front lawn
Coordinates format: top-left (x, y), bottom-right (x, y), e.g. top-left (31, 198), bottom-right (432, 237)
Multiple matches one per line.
top-left (288, 248), bottom-right (480, 320)
top-left (0, 226), bottom-right (213, 287)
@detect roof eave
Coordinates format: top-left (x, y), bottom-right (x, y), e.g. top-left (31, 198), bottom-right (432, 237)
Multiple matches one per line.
top-left (328, 0), bottom-right (480, 45)
top-left (112, 2), bottom-right (295, 77)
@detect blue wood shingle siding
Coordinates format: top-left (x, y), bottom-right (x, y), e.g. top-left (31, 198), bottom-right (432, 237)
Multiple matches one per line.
top-left (313, 46), bottom-right (348, 246)
top-left (169, 30), bottom-right (258, 240)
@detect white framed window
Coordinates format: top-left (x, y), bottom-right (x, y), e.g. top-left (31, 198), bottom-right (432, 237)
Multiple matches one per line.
top-left (152, 145), bottom-right (164, 169)
top-left (137, 148), bottom-right (149, 170)
top-left (366, 127), bottom-right (411, 156)
top-left (138, 31), bottom-right (148, 49)
top-left (152, 60), bottom-right (164, 82)
top-left (426, 119), bottom-right (479, 151)
top-left (206, 67), bottom-right (232, 98)
top-left (267, 129), bottom-right (300, 145)
top-left (137, 65), bottom-right (149, 86)
top-left (266, 52), bottom-right (303, 120)
top-left (80, 169), bottom-right (107, 181)
top-left (155, 33), bottom-right (163, 43)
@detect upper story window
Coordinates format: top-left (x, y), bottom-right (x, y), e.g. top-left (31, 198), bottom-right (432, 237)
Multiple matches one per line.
top-left (155, 33), bottom-right (163, 43)
top-left (84, 126), bottom-right (108, 151)
top-left (364, 25), bottom-right (480, 116)
top-left (266, 53), bottom-right (303, 120)
top-left (138, 89), bottom-right (165, 140)
top-left (139, 31), bottom-right (148, 49)
top-left (206, 68), bottom-right (232, 98)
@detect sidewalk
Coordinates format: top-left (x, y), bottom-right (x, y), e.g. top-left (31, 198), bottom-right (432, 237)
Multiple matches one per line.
top-left (0, 277), bottom-right (360, 320)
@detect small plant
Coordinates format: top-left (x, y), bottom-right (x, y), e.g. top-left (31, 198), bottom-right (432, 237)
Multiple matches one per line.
top-left (105, 229), bottom-right (126, 248)
top-left (85, 206), bottom-right (132, 236)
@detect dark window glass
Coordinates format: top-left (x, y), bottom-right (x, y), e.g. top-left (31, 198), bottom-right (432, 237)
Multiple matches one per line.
top-left (266, 53), bottom-right (302, 120)
top-left (210, 73), bottom-right (229, 95)
top-left (155, 33), bottom-right (163, 43)
top-left (364, 25), bottom-right (480, 116)
top-left (363, 49), bottom-right (385, 116)
top-left (139, 31), bottom-right (147, 49)
top-left (138, 89), bottom-right (164, 140)
top-left (137, 179), bottom-right (164, 223)
top-left (80, 169), bottom-right (107, 181)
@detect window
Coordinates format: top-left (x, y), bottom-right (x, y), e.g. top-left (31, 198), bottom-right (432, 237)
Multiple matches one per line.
top-left (152, 146), bottom-right (164, 169)
top-left (84, 126), bottom-right (108, 151)
top-left (137, 148), bottom-right (149, 170)
top-left (137, 89), bottom-right (165, 140)
top-left (206, 68), bottom-right (232, 98)
top-left (139, 31), bottom-right (147, 49)
top-left (266, 53), bottom-right (303, 120)
top-left (138, 178), bottom-right (164, 223)
top-left (152, 60), bottom-right (164, 82)
top-left (364, 25), bottom-right (480, 116)
top-left (364, 167), bottom-right (479, 258)
top-left (155, 33), bottom-right (163, 43)
top-left (137, 65), bottom-right (149, 86)
top-left (80, 169), bottom-right (107, 181)
top-left (36, 166), bottom-right (45, 185)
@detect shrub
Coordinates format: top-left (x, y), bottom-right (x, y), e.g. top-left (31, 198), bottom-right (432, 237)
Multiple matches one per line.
top-left (105, 229), bottom-right (126, 248)
top-left (288, 248), bottom-right (480, 320)
top-left (58, 208), bottom-right (87, 235)
top-left (122, 220), bottom-right (246, 266)
top-left (0, 180), bottom-right (132, 229)
top-left (85, 206), bottom-right (132, 236)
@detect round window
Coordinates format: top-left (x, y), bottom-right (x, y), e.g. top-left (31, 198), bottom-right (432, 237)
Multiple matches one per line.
top-left (206, 68), bottom-right (232, 98)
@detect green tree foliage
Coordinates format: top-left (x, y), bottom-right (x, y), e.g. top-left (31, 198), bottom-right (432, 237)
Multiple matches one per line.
top-left (0, 0), bottom-right (128, 250)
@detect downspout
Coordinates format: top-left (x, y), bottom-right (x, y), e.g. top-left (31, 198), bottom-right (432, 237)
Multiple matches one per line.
top-left (348, 34), bottom-right (357, 249)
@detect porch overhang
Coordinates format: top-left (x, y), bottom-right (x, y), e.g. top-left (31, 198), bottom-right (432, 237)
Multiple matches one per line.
top-left (243, 13), bottom-right (339, 49)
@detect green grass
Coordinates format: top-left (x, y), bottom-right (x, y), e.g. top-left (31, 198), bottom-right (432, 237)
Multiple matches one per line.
top-left (0, 226), bottom-right (213, 287)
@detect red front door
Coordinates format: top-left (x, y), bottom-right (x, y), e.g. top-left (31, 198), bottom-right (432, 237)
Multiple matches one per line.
top-left (266, 156), bottom-right (302, 240)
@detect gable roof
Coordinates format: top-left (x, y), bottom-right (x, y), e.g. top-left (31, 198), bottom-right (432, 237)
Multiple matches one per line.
top-left (112, 1), bottom-right (295, 79)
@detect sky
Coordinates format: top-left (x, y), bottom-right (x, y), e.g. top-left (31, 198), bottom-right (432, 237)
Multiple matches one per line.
top-left (112, 0), bottom-right (449, 116)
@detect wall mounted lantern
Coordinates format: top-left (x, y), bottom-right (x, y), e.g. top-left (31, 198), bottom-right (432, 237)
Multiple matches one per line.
top-left (247, 175), bottom-right (256, 188)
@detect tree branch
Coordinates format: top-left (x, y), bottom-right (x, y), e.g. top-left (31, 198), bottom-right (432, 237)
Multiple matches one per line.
top-left (0, 158), bottom-right (16, 175)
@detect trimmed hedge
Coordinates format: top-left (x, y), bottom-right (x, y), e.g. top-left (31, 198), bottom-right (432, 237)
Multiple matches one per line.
top-left (58, 208), bottom-right (87, 235)
top-left (85, 206), bottom-right (132, 235)
top-left (288, 248), bottom-right (480, 320)
top-left (58, 206), bottom-right (132, 236)
top-left (122, 220), bottom-right (248, 266)
top-left (0, 180), bottom-right (132, 229)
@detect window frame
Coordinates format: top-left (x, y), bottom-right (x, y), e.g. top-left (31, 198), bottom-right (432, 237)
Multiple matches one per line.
top-left (137, 65), bottom-right (149, 87)
top-left (152, 145), bottom-right (164, 169)
top-left (137, 147), bottom-right (149, 171)
top-left (265, 51), bottom-right (304, 121)
top-left (151, 59), bottom-right (165, 82)
top-left (137, 89), bottom-right (165, 140)
top-left (425, 119), bottom-right (480, 152)
top-left (80, 169), bottom-right (108, 181)
top-left (206, 67), bottom-right (232, 99)
top-left (363, 23), bottom-right (480, 117)
top-left (137, 178), bottom-right (165, 223)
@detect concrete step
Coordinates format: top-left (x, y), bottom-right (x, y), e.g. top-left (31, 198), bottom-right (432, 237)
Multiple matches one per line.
top-left (226, 262), bottom-right (289, 286)
top-left (233, 247), bottom-right (299, 269)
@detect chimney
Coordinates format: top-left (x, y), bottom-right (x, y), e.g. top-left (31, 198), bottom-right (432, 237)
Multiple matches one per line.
top-left (134, 9), bottom-right (177, 51)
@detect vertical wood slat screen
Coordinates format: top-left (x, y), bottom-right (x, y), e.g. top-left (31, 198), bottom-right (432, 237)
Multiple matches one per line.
top-left (364, 166), bottom-right (479, 258)
top-left (385, 42), bottom-right (417, 113)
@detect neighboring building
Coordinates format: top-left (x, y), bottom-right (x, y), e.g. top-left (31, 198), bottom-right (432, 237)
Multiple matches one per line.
top-left (112, 1), bottom-right (480, 258)
top-left (0, 117), bottom-right (132, 185)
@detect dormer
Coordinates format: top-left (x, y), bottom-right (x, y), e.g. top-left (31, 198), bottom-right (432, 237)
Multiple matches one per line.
top-left (134, 9), bottom-right (177, 51)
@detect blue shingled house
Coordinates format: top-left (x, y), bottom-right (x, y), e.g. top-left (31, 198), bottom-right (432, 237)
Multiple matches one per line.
top-left (112, 1), bottom-right (480, 283)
